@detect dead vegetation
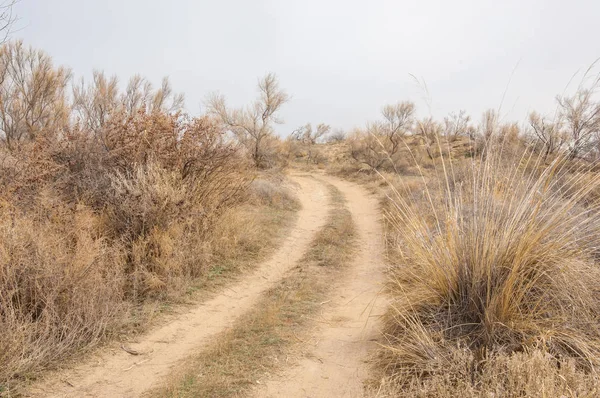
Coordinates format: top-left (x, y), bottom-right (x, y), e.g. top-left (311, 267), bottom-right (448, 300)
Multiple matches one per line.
top-left (4, 20), bottom-right (600, 397)
top-left (207, 73), bottom-right (290, 169)
top-left (313, 75), bottom-right (600, 396)
top-left (374, 146), bottom-right (600, 396)
top-left (0, 40), bottom-right (299, 395)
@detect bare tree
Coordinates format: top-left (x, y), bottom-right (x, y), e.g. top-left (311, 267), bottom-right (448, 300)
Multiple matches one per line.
top-left (291, 122), bottom-right (330, 163)
top-left (556, 87), bottom-right (600, 159)
top-left (381, 101), bottom-right (415, 156)
top-left (72, 70), bottom-right (120, 138)
top-left (416, 117), bottom-right (443, 160)
top-left (0, 1), bottom-right (17, 45)
top-left (443, 110), bottom-right (473, 141)
top-left (528, 111), bottom-right (565, 160)
top-left (326, 128), bottom-right (346, 143)
top-left (349, 101), bottom-right (415, 170)
top-left (292, 122), bottom-right (330, 145)
top-left (350, 101), bottom-right (415, 170)
top-left (0, 40), bottom-right (71, 150)
top-left (208, 73), bottom-right (289, 167)
top-left (350, 126), bottom-right (384, 170)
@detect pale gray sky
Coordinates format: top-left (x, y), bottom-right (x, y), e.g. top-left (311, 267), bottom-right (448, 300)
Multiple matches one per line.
top-left (13, 0), bottom-right (600, 134)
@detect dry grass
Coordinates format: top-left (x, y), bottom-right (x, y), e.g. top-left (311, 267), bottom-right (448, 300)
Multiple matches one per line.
top-left (371, 141), bottom-right (600, 396)
top-left (189, 178), bottom-right (300, 295)
top-left (149, 182), bottom-right (355, 398)
top-left (374, 349), bottom-right (600, 397)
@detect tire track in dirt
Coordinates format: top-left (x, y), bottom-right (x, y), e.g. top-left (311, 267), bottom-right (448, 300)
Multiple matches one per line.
top-left (253, 174), bottom-right (386, 398)
top-left (25, 174), bottom-right (330, 398)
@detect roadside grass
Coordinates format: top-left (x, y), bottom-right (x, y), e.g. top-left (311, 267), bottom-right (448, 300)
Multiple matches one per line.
top-left (184, 196), bottom-right (299, 299)
top-left (148, 181), bottom-right (355, 398)
top-left (371, 147), bottom-right (600, 397)
top-left (113, 178), bottom-right (301, 337)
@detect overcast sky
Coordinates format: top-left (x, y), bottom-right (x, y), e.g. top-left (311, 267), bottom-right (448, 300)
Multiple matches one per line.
top-left (13, 0), bottom-right (600, 134)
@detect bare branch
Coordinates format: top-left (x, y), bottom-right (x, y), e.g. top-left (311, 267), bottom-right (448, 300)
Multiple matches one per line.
top-left (207, 73), bottom-right (288, 167)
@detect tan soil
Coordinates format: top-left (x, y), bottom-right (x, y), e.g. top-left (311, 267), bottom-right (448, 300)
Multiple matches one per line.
top-left (253, 174), bottom-right (386, 398)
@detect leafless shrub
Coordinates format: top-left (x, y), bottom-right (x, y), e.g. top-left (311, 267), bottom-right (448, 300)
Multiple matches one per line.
top-left (528, 111), bottom-right (566, 160)
top-left (350, 101), bottom-right (415, 171)
top-left (149, 77), bottom-right (185, 114)
top-left (415, 117), bottom-right (443, 160)
top-left (443, 110), bottom-right (473, 141)
top-left (291, 122), bottom-right (330, 163)
top-left (0, 1), bottom-right (17, 44)
top-left (557, 82), bottom-right (600, 159)
top-left (381, 101), bottom-right (415, 152)
top-left (349, 124), bottom-right (386, 170)
top-left (0, 40), bottom-right (71, 150)
top-left (479, 108), bottom-right (498, 142)
top-left (72, 70), bottom-right (120, 139)
top-left (208, 73), bottom-right (289, 168)
top-left (72, 72), bottom-right (184, 144)
top-left (0, 203), bottom-right (126, 386)
top-left (326, 128), bottom-right (346, 143)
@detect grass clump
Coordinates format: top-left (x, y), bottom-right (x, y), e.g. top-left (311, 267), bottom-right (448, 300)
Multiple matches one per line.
top-left (375, 143), bottom-right (600, 396)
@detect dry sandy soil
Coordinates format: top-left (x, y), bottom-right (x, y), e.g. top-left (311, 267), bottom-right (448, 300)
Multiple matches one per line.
top-left (252, 174), bottom-right (386, 398)
top-left (25, 173), bottom-right (386, 398)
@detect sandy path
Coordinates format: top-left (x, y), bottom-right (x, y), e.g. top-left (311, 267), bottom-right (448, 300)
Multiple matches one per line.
top-left (25, 174), bottom-right (329, 398)
top-left (254, 175), bottom-right (386, 398)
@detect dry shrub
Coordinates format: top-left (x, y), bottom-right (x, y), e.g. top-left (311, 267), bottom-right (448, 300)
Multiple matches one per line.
top-left (349, 129), bottom-right (397, 171)
top-left (207, 73), bottom-right (289, 169)
top-left (0, 203), bottom-right (125, 384)
top-left (257, 134), bottom-right (290, 169)
top-left (0, 111), bottom-right (255, 390)
top-left (106, 163), bottom-right (237, 300)
top-left (347, 131), bottom-right (471, 176)
top-left (247, 177), bottom-right (299, 210)
top-left (377, 144), bottom-right (600, 395)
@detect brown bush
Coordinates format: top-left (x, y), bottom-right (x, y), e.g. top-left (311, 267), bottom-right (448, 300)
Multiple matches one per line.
top-left (0, 40), bottom-right (71, 150)
top-left (0, 202), bottom-right (126, 384)
top-left (0, 110), bottom-right (254, 388)
top-left (207, 73), bottom-right (289, 168)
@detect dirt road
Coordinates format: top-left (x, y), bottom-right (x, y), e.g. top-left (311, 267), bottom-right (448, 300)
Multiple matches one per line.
top-left (253, 175), bottom-right (386, 398)
top-left (26, 173), bottom-right (386, 398)
top-left (27, 174), bottom-right (330, 398)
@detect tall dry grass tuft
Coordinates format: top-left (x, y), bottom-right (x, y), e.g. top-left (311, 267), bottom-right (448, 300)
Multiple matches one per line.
top-left (378, 139), bottom-right (600, 395)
